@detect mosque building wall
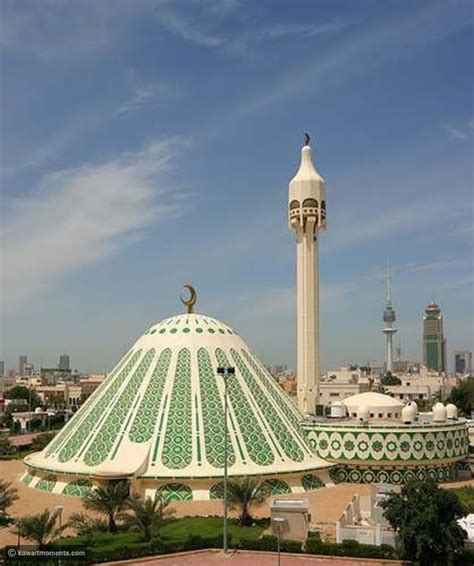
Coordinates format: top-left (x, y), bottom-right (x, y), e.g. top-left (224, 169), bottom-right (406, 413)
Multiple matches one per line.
top-left (302, 393), bottom-right (470, 485)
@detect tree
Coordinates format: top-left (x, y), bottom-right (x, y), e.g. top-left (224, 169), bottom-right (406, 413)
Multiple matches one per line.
top-left (381, 372), bottom-right (402, 386)
top-left (5, 386), bottom-right (43, 410)
top-left (31, 432), bottom-right (56, 452)
top-left (83, 481), bottom-right (129, 532)
top-left (120, 494), bottom-right (174, 541)
top-left (17, 509), bottom-right (66, 548)
top-left (0, 480), bottom-right (18, 519)
top-left (0, 436), bottom-right (13, 457)
top-left (227, 478), bottom-right (268, 526)
top-left (68, 512), bottom-right (107, 544)
top-left (447, 379), bottom-right (474, 417)
top-left (382, 480), bottom-right (467, 566)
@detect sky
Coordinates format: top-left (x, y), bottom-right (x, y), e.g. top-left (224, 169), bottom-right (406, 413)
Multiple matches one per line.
top-left (0, 0), bottom-right (473, 374)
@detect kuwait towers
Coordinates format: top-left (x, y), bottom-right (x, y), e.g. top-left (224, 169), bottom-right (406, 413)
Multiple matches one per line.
top-left (288, 135), bottom-right (326, 415)
top-left (382, 260), bottom-right (397, 373)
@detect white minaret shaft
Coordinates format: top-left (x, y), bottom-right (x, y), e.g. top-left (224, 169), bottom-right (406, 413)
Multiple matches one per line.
top-left (288, 138), bottom-right (326, 415)
top-left (382, 259), bottom-right (397, 373)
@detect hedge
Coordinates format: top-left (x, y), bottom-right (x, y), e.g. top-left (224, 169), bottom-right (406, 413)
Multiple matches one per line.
top-left (305, 537), bottom-right (397, 559)
top-left (1, 533), bottom-right (398, 564)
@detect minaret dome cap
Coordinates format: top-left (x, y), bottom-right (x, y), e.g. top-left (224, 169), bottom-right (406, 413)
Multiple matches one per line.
top-left (290, 143), bottom-right (325, 186)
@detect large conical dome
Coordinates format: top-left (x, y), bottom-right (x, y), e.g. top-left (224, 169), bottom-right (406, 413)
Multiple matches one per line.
top-left (25, 313), bottom-right (331, 500)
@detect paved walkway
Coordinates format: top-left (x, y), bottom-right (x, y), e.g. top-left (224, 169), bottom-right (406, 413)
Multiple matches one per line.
top-left (105, 550), bottom-right (404, 566)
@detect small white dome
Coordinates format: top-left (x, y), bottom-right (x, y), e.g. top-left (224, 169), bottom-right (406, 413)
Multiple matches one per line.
top-left (402, 404), bottom-right (416, 423)
top-left (446, 404), bottom-right (458, 419)
top-left (432, 402), bottom-right (447, 422)
top-left (357, 406), bottom-right (370, 422)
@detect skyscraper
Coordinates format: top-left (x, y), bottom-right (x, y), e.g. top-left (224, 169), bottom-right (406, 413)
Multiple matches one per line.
top-left (0, 361), bottom-right (4, 376)
top-left (59, 354), bottom-right (70, 371)
top-left (18, 354), bottom-right (27, 375)
top-left (288, 135), bottom-right (326, 414)
top-left (382, 260), bottom-right (397, 373)
top-left (422, 302), bottom-right (446, 373)
top-left (454, 351), bottom-right (472, 375)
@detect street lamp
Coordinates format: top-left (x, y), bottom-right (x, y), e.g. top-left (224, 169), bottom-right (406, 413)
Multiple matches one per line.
top-left (273, 516), bottom-right (285, 566)
top-left (54, 505), bottom-right (64, 566)
top-left (217, 366), bottom-right (235, 555)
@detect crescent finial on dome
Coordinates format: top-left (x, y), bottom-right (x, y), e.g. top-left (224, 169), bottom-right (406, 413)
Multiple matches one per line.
top-left (180, 284), bottom-right (197, 314)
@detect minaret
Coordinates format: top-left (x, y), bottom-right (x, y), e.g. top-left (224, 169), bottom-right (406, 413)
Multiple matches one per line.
top-left (382, 259), bottom-right (397, 373)
top-left (288, 134), bottom-right (326, 415)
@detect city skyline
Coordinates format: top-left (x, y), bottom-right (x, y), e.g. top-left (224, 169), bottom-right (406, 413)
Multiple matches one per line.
top-left (1, 1), bottom-right (473, 373)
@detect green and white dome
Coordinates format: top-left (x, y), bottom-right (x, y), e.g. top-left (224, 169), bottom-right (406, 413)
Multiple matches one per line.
top-left (25, 313), bottom-right (331, 499)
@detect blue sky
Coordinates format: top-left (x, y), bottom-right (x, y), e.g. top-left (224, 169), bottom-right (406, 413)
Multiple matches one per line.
top-left (1, 0), bottom-right (472, 373)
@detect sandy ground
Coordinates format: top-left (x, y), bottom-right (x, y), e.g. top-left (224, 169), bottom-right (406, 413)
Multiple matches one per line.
top-left (1, 459), bottom-right (471, 549)
top-left (0, 460), bottom-right (373, 547)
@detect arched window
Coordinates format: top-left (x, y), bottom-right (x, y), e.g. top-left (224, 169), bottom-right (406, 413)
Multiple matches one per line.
top-left (289, 200), bottom-right (300, 210)
top-left (302, 198), bottom-right (318, 208)
top-left (321, 200), bottom-right (326, 219)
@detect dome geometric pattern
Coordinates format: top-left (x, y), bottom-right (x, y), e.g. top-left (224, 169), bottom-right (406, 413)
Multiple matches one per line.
top-left (26, 314), bottom-right (330, 481)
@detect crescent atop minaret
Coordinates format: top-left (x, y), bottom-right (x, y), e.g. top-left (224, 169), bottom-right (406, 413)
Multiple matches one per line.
top-left (180, 284), bottom-right (197, 314)
top-left (304, 132), bottom-right (310, 146)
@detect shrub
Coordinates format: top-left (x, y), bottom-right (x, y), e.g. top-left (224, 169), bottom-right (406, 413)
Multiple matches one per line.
top-left (237, 535), bottom-right (301, 552)
top-left (305, 537), bottom-right (396, 559)
top-left (454, 549), bottom-right (474, 566)
top-left (280, 539), bottom-right (303, 553)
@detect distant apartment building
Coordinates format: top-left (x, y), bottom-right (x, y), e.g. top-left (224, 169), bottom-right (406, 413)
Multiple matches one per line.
top-left (18, 355), bottom-right (27, 375)
top-left (35, 382), bottom-right (81, 408)
top-left (454, 351), bottom-right (472, 375)
top-left (0, 361), bottom-right (4, 376)
top-left (59, 354), bottom-right (70, 371)
top-left (40, 367), bottom-right (72, 385)
top-left (392, 360), bottom-right (420, 374)
top-left (320, 381), bottom-right (370, 406)
top-left (79, 374), bottom-right (107, 400)
top-left (385, 373), bottom-right (445, 402)
top-left (319, 367), bottom-right (370, 406)
top-left (422, 302), bottom-right (446, 373)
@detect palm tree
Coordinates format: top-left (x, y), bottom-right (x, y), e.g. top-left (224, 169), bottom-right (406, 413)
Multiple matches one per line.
top-left (227, 478), bottom-right (268, 526)
top-left (83, 480), bottom-right (129, 532)
top-left (17, 509), bottom-right (65, 548)
top-left (121, 494), bottom-right (174, 541)
top-left (0, 480), bottom-right (18, 519)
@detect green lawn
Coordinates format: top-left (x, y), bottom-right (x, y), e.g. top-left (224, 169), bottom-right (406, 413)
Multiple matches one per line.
top-left (161, 517), bottom-right (268, 543)
top-left (449, 486), bottom-right (474, 514)
top-left (61, 517), bottom-right (269, 551)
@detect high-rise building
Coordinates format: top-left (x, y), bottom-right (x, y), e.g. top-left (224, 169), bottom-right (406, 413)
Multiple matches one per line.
top-left (0, 361), bottom-right (4, 376)
top-left (288, 135), bottom-right (326, 414)
top-left (454, 351), bottom-right (472, 375)
top-left (382, 260), bottom-right (397, 373)
top-left (59, 354), bottom-right (70, 371)
top-left (18, 355), bottom-right (27, 375)
top-left (422, 302), bottom-right (446, 373)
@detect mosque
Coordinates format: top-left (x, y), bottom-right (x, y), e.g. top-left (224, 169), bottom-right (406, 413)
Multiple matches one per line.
top-left (22, 137), bottom-right (470, 499)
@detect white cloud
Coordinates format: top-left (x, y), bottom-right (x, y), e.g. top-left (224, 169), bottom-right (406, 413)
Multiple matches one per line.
top-left (0, 1), bottom-right (114, 58)
top-left (114, 84), bottom-right (171, 117)
top-left (325, 198), bottom-right (462, 252)
top-left (1, 139), bottom-right (189, 313)
top-left (209, 2), bottom-right (470, 128)
top-left (157, 5), bottom-right (223, 48)
top-left (444, 125), bottom-right (469, 140)
top-left (258, 21), bottom-right (348, 41)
